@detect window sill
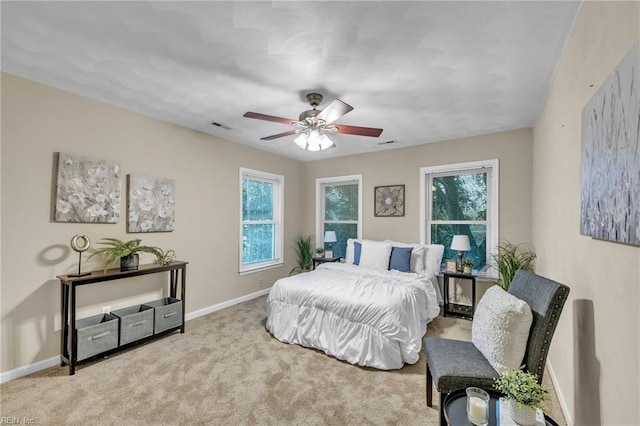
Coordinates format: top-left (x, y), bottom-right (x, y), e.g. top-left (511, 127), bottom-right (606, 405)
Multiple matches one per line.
top-left (239, 261), bottom-right (284, 276)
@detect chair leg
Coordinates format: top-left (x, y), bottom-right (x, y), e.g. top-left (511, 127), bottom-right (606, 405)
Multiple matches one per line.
top-left (426, 363), bottom-right (433, 407)
top-left (439, 392), bottom-right (447, 426)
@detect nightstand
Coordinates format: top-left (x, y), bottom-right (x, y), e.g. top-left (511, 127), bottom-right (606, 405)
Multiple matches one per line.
top-left (443, 271), bottom-right (477, 320)
top-left (312, 257), bottom-right (341, 270)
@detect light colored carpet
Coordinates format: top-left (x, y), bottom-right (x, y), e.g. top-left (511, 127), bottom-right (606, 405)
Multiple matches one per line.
top-left (0, 296), bottom-right (566, 425)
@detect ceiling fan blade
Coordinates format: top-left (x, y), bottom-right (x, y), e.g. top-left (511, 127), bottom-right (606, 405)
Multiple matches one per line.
top-left (334, 124), bottom-right (383, 137)
top-left (243, 112), bottom-right (296, 125)
top-left (260, 130), bottom-right (299, 141)
top-left (316, 99), bottom-right (354, 124)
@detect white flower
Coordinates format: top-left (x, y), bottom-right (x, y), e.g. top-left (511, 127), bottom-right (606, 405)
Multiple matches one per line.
top-left (140, 220), bottom-right (153, 231)
top-left (157, 206), bottom-right (172, 219)
top-left (139, 195), bottom-right (154, 211)
top-left (87, 203), bottom-right (107, 217)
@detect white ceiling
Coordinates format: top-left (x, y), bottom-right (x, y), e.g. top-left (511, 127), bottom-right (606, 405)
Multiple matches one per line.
top-left (1, 1), bottom-right (581, 162)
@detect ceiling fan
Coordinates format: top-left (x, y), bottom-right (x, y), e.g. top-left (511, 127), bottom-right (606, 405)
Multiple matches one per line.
top-left (243, 93), bottom-right (383, 151)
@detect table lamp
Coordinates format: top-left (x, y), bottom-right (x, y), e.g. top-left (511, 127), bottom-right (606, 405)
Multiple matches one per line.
top-left (450, 235), bottom-right (471, 272)
top-left (324, 231), bottom-right (337, 259)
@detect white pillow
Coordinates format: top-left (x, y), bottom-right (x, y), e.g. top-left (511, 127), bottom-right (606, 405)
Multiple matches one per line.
top-left (345, 238), bottom-right (362, 265)
top-left (389, 241), bottom-right (426, 274)
top-left (358, 239), bottom-right (393, 271)
top-left (424, 244), bottom-right (444, 275)
top-left (472, 286), bottom-right (533, 374)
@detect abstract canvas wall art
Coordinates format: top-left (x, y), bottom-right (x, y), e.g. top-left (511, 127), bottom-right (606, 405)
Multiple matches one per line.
top-left (581, 41), bottom-right (639, 245)
top-left (55, 153), bottom-right (121, 223)
top-left (127, 175), bottom-right (175, 233)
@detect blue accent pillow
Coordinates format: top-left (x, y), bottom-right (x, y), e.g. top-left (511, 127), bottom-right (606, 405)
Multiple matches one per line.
top-left (353, 241), bottom-right (362, 265)
top-left (389, 247), bottom-right (412, 272)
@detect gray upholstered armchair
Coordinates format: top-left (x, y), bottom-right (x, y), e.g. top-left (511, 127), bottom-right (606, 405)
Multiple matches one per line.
top-left (423, 270), bottom-right (570, 425)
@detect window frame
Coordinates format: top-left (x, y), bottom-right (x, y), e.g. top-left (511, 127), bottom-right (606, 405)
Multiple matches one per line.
top-left (239, 167), bottom-right (284, 275)
top-left (315, 174), bottom-right (363, 254)
top-left (419, 159), bottom-right (499, 277)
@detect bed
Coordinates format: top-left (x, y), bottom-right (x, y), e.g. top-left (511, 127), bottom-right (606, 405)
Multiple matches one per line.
top-left (265, 239), bottom-right (443, 370)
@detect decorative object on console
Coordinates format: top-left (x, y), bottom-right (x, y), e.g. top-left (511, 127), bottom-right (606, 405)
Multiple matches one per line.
top-left (494, 370), bottom-right (550, 426)
top-left (153, 248), bottom-right (176, 266)
top-left (88, 238), bottom-right (162, 272)
top-left (581, 40), bottom-right (639, 246)
top-left (374, 185), bottom-right (405, 217)
top-left (127, 174), bottom-right (175, 233)
top-left (491, 240), bottom-right (536, 291)
top-left (68, 235), bottom-right (92, 277)
top-left (54, 152), bottom-right (121, 223)
top-left (324, 230), bottom-right (337, 258)
top-left (314, 248), bottom-right (325, 258)
top-left (450, 235), bottom-right (471, 272)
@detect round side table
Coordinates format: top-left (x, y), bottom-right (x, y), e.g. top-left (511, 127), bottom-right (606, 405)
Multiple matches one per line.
top-left (443, 388), bottom-right (559, 426)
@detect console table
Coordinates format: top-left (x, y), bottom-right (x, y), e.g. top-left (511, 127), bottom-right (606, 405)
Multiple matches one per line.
top-left (58, 261), bottom-right (188, 375)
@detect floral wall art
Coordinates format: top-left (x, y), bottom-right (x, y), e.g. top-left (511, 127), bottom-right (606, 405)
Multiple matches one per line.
top-left (374, 184), bottom-right (405, 217)
top-left (127, 174), bottom-right (175, 233)
top-left (54, 152), bottom-right (121, 223)
top-left (580, 40), bottom-right (639, 246)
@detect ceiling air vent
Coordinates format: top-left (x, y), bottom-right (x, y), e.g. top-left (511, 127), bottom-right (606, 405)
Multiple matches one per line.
top-left (377, 140), bottom-right (397, 145)
top-left (210, 122), bottom-right (231, 130)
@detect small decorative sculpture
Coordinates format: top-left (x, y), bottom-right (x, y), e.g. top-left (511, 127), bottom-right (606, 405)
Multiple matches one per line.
top-left (69, 235), bottom-right (92, 277)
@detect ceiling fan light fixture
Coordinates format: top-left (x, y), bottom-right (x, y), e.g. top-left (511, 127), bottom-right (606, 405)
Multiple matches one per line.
top-left (319, 134), bottom-right (333, 150)
top-left (307, 130), bottom-right (321, 151)
top-left (294, 133), bottom-right (308, 149)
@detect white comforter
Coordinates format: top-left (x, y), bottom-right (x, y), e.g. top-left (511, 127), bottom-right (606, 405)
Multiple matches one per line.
top-left (265, 262), bottom-right (440, 370)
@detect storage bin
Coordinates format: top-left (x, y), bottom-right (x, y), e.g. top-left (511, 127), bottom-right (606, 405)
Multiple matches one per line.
top-left (74, 313), bottom-right (119, 361)
top-left (143, 297), bottom-right (183, 333)
top-left (112, 305), bottom-right (154, 346)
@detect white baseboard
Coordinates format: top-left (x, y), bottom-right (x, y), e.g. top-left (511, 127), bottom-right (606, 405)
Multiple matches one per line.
top-left (0, 355), bottom-right (60, 384)
top-left (546, 359), bottom-right (573, 425)
top-left (185, 287), bottom-right (271, 321)
top-left (0, 287), bottom-right (272, 384)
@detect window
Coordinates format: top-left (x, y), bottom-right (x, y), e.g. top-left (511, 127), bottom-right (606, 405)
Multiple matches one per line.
top-left (420, 160), bottom-right (499, 275)
top-left (239, 168), bottom-right (283, 274)
top-left (316, 175), bottom-right (362, 259)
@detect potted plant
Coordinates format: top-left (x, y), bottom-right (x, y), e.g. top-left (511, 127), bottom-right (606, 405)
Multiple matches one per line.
top-left (462, 258), bottom-right (474, 274)
top-left (491, 241), bottom-right (536, 290)
top-left (290, 234), bottom-right (314, 275)
top-left (89, 238), bottom-right (161, 272)
top-left (494, 370), bottom-right (549, 426)
top-left (152, 248), bottom-right (176, 266)
top-left (314, 248), bottom-right (325, 258)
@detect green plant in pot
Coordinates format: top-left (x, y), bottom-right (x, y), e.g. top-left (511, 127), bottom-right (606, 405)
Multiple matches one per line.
top-left (491, 241), bottom-right (536, 290)
top-left (290, 234), bottom-right (314, 276)
top-left (314, 248), bottom-right (325, 258)
top-left (89, 238), bottom-right (160, 272)
top-left (494, 370), bottom-right (549, 426)
top-left (462, 258), bottom-right (474, 274)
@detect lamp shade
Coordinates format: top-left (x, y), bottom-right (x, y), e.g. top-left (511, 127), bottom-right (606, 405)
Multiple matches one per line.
top-left (450, 235), bottom-right (471, 251)
top-left (324, 231), bottom-right (337, 243)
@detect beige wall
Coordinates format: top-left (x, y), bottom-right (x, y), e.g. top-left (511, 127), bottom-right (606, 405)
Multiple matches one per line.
top-left (532, 2), bottom-right (640, 425)
top-left (302, 128), bottom-right (534, 302)
top-left (302, 128), bottom-right (533, 248)
top-left (0, 73), bottom-right (303, 373)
